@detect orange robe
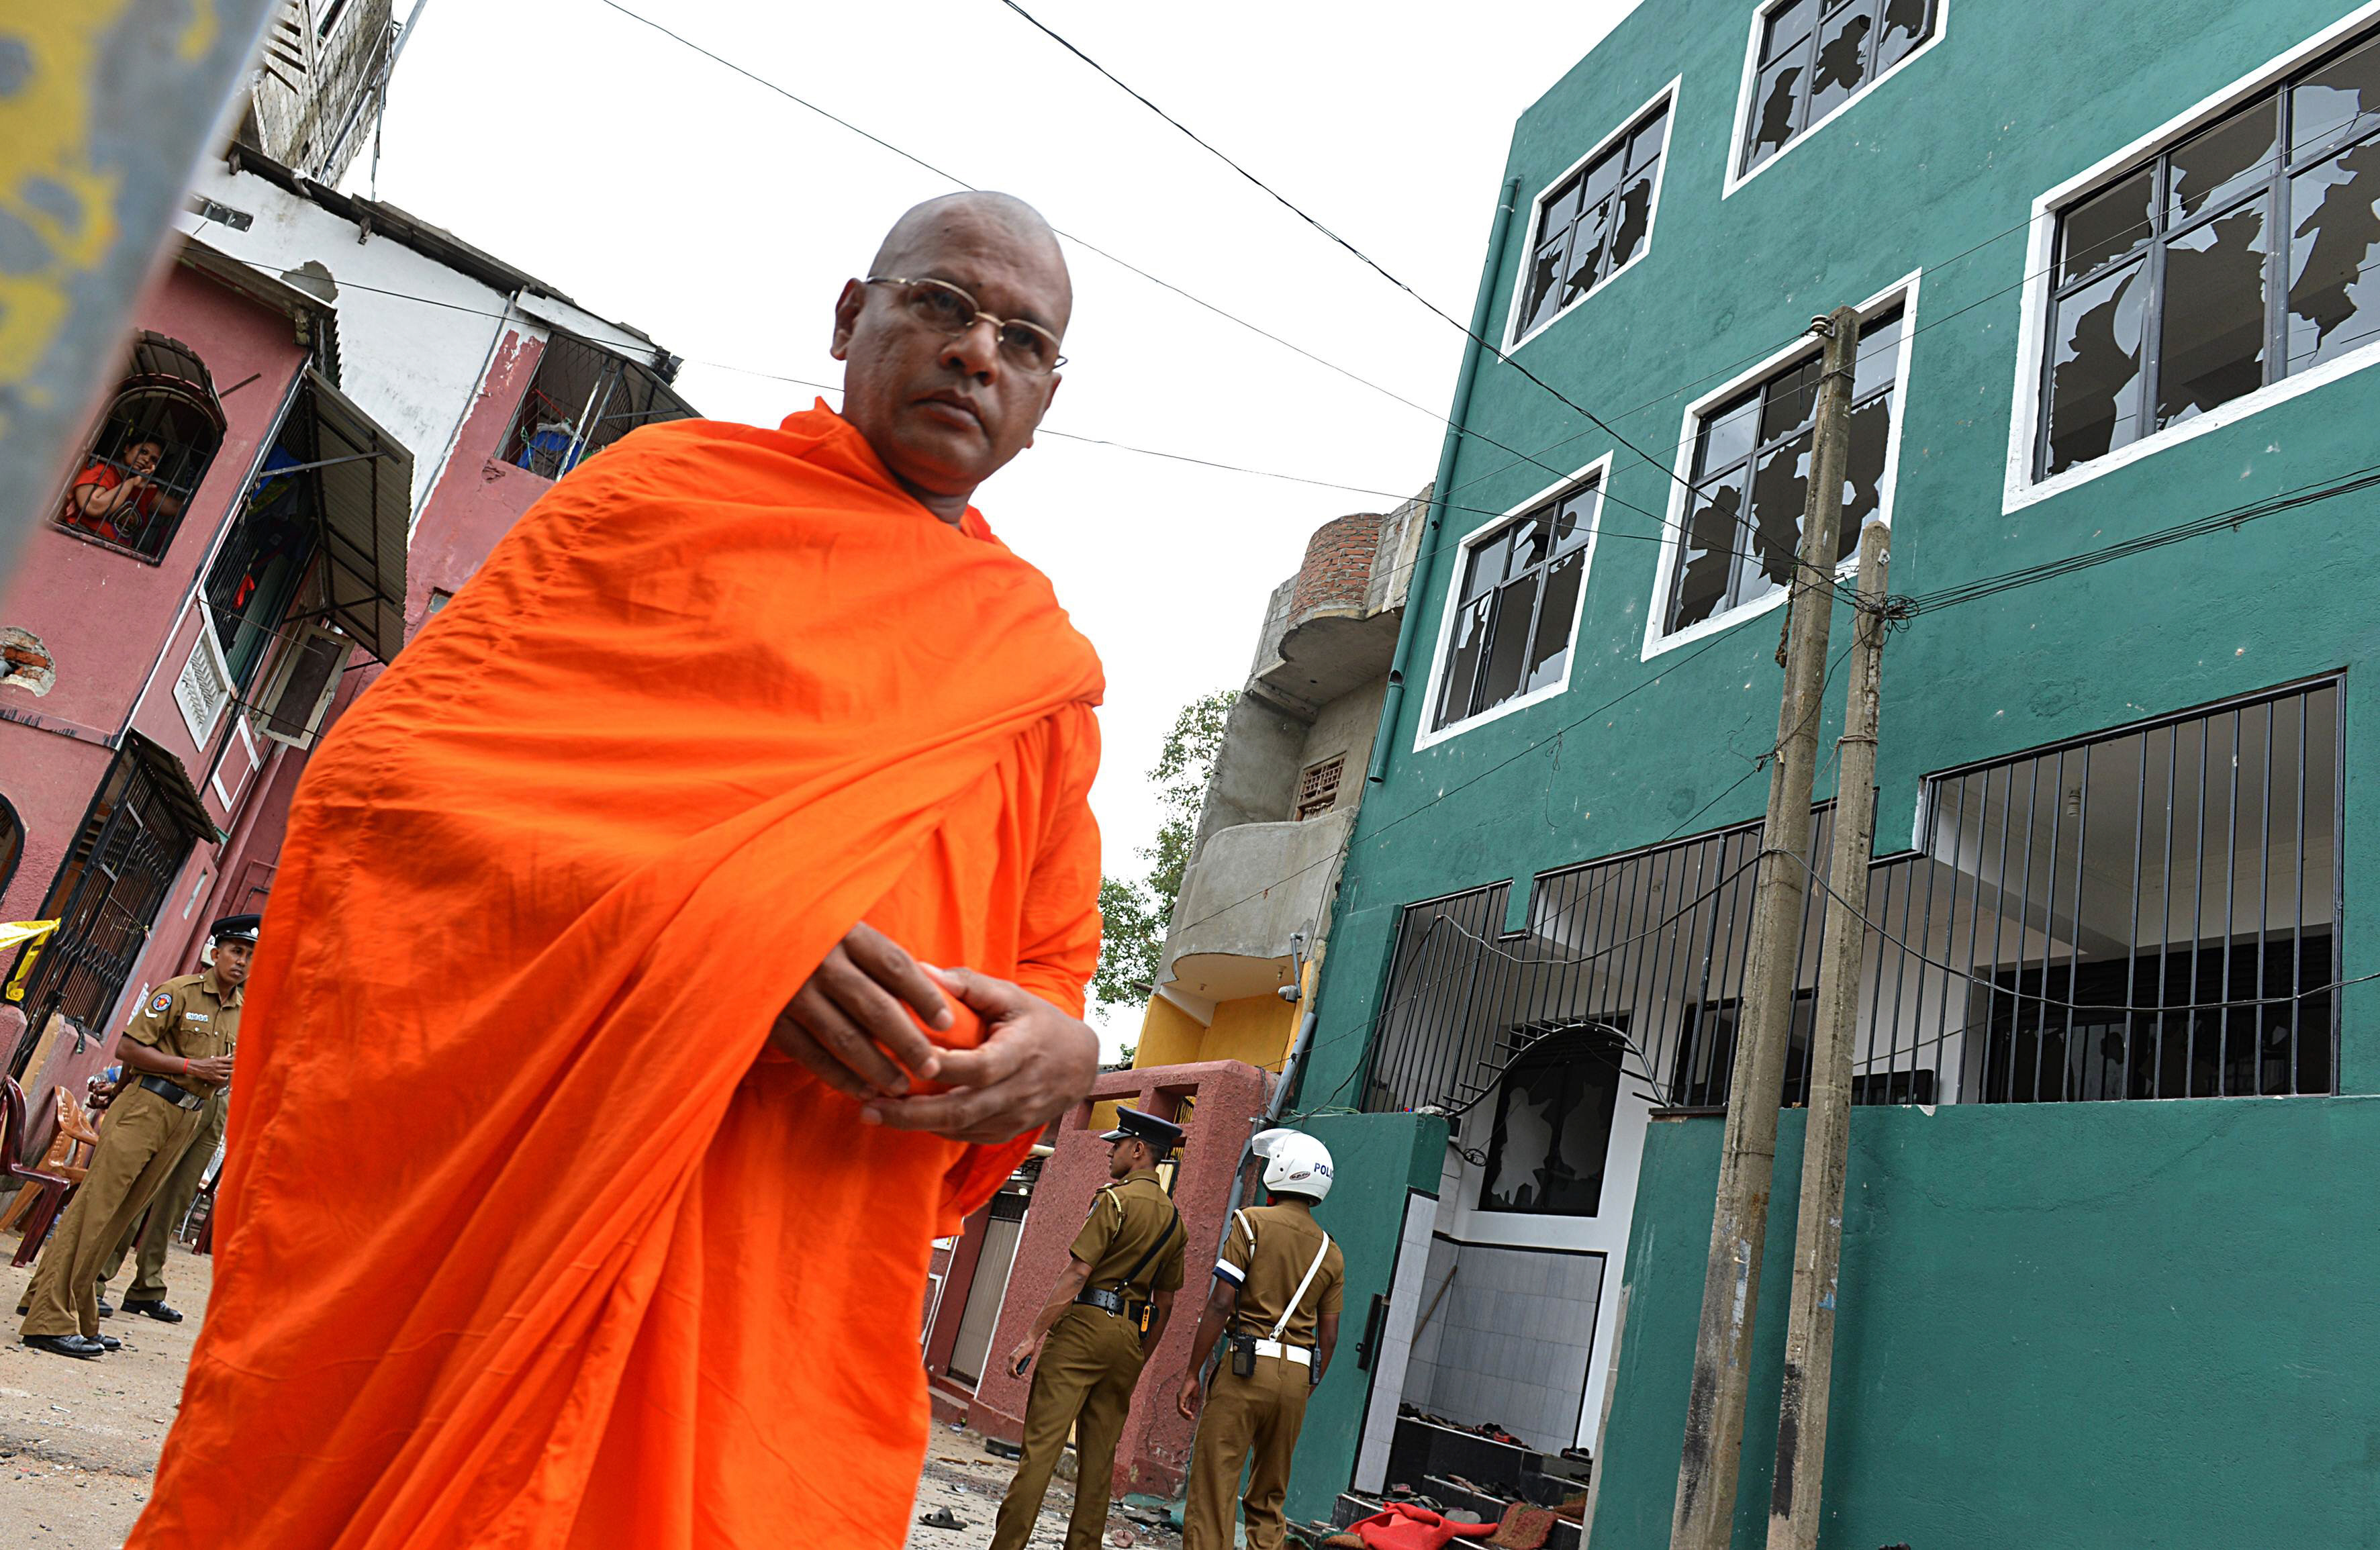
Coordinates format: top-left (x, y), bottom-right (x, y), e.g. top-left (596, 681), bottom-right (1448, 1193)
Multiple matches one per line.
top-left (128, 405), bottom-right (1104, 1549)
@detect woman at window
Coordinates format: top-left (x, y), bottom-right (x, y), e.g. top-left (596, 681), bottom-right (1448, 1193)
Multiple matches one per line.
top-left (61, 437), bottom-right (185, 548)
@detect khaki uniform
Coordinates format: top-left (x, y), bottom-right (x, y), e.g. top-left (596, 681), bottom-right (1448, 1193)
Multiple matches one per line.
top-left (19, 969), bottom-right (238, 1339)
top-left (99, 1081), bottom-right (226, 1303)
top-left (990, 1171), bottom-right (1186, 1550)
top-left (1184, 1204), bottom-right (1345, 1550)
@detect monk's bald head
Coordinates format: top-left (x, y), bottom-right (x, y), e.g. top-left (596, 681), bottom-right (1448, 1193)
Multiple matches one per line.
top-left (870, 193), bottom-right (1072, 330)
top-left (832, 193), bottom-right (1073, 524)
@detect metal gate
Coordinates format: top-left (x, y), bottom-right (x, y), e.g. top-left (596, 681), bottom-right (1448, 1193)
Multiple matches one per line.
top-left (7, 735), bottom-right (212, 1079)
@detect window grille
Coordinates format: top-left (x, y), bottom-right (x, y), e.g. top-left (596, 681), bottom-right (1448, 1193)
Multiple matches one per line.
top-left (500, 334), bottom-right (698, 482)
top-left (54, 333), bottom-right (227, 562)
top-left (2040, 27), bottom-right (2380, 477)
top-left (1513, 95), bottom-right (1671, 342)
top-left (1432, 480), bottom-right (1600, 732)
top-left (1665, 307), bottom-right (1903, 636)
top-left (1742, 0), bottom-right (1937, 175)
top-left (1296, 756), bottom-right (1345, 821)
top-left (1361, 679), bottom-right (2339, 1116)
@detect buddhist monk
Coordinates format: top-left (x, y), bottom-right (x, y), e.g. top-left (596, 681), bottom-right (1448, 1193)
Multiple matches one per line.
top-left (128, 192), bottom-right (1106, 1549)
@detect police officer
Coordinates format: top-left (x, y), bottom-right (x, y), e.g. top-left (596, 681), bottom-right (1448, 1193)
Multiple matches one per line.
top-left (16, 913), bottom-right (253, 1358)
top-left (1174, 1128), bottom-right (1345, 1550)
top-left (95, 929), bottom-right (242, 1322)
top-left (989, 1106), bottom-right (1188, 1550)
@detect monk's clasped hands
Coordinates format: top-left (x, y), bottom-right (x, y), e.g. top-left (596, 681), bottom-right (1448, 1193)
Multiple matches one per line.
top-left (771, 922), bottom-right (1100, 1145)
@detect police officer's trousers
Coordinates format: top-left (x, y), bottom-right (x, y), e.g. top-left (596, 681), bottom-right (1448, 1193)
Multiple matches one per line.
top-left (1184, 1353), bottom-right (1311, 1550)
top-left (990, 1305), bottom-right (1147, 1550)
top-left (19, 1085), bottom-right (203, 1339)
top-left (100, 1087), bottom-right (224, 1302)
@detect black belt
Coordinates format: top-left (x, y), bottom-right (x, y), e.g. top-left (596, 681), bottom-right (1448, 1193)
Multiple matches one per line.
top-left (1074, 1288), bottom-right (1147, 1318)
top-left (136, 1075), bottom-right (205, 1111)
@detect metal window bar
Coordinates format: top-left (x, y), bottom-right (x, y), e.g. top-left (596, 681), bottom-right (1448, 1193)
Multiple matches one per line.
top-left (1359, 679), bottom-right (2341, 1116)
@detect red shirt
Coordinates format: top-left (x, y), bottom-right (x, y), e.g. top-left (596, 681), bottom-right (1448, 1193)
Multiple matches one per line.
top-left (62, 462), bottom-right (159, 545)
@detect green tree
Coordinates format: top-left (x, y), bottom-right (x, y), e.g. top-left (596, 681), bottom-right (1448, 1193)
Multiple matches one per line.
top-left (1092, 689), bottom-right (1237, 1013)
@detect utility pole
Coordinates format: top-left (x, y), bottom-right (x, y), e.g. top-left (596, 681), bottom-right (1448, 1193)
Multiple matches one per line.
top-left (1765, 510), bottom-right (1891, 1550)
top-left (0, 2), bottom-right (281, 589)
top-left (1669, 305), bottom-right (1861, 1550)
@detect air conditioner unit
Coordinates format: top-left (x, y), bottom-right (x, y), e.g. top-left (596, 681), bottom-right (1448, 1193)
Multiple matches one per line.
top-left (254, 623), bottom-right (350, 748)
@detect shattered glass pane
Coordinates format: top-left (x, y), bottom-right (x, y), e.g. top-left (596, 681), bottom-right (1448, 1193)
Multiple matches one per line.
top-left (2045, 262), bottom-right (2146, 474)
top-left (2293, 34), bottom-right (2380, 156)
top-left (2167, 100), bottom-right (2277, 222)
top-left (1606, 171), bottom-right (1656, 276)
top-left (1579, 145), bottom-right (1625, 215)
top-left (1479, 577), bottom-right (1537, 711)
top-left (1749, 55), bottom-right (1807, 168)
top-left (2158, 198), bottom-right (2269, 426)
top-left (1853, 307), bottom-right (1905, 401)
top-left (1761, 356), bottom-right (1822, 444)
top-left (1629, 105), bottom-right (1669, 173)
top-left (1554, 490), bottom-right (1597, 552)
top-left (1695, 389), bottom-right (1760, 477)
top-left (1670, 470), bottom-right (1745, 632)
top-left (1509, 515), bottom-right (1550, 575)
top-left (2060, 170), bottom-right (2155, 283)
top-left (1519, 231), bottom-right (1569, 337)
top-left (1809, 0), bottom-right (1878, 126)
top-left (1527, 550), bottom-right (1585, 693)
top-left (1563, 200), bottom-right (1611, 305)
top-left (2287, 140), bottom-right (2380, 373)
top-left (1763, 0), bottom-right (1819, 63)
top-left (1749, 428), bottom-right (1814, 594)
top-left (1463, 530), bottom-right (1508, 603)
top-left (1842, 389), bottom-right (1893, 546)
top-left (1437, 595), bottom-right (1490, 728)
top-left (1876, 0), bottom-right (1931, 70)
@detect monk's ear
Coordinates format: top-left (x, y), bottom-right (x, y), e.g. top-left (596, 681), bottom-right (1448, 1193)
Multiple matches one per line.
top-left (830, 279), bottom-right (868, 361)
top-left (1025, 371), bottom-right (1061, 447)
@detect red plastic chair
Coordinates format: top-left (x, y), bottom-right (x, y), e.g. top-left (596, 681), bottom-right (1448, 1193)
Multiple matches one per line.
top-left (3, 1080), bottom-right (84, 1267)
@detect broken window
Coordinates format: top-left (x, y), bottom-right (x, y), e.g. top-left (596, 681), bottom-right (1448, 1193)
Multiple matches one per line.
top-left (1480, 1026), bottom-right (1626, 1216)
top-left (54, 334), bottom-right (227, 562)
top-left (1664, 307), bottom-right (1903, 636)
top-left (1742, 0), bottom-right (1936, 175)
top-left (1361, 680), bottom-right (2337, 1118)
top-left (1514, 95), bottom-right (1672, 340)
top-left (2044, 29), bottom-right (2380, 477)
top-left (500, 332), bottom-right (697, 483)
top-left (1431, 479), bottom-right (1600, 733)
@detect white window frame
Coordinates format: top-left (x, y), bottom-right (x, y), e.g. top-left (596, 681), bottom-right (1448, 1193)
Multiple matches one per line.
top-left (1505, 79), bottom-right (1682, 351)
top-left (1641, 269), bottom-right (1922, 661)
top-left (1723, 0), bottom-right (1950, 199)
top-left (2002, 0), bottom-right (2380, 514)
top-left (1414, 455), bottom-right (1612, 753)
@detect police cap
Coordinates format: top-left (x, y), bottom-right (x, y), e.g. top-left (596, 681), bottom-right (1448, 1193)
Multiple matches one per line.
top-left (209, 913), bottom-right (262, 943)
top-left (1099, 1106), bottom-right (1184, 1155)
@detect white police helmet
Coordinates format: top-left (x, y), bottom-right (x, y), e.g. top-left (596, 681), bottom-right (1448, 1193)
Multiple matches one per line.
top-left (1250, 1128), bottom-right (1333, 1203)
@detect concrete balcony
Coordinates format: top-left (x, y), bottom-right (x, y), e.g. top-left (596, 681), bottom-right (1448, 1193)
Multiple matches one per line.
top-left (1159, 807), bottom-right (1354, 1007)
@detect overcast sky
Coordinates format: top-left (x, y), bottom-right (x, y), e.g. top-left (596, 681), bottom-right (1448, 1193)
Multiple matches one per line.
top-left (354, 0), bottom-right (1639, 1045)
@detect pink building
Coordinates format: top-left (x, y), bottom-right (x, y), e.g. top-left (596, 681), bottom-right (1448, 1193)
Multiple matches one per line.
top-left (1, 149), bottom-right (692, 1145)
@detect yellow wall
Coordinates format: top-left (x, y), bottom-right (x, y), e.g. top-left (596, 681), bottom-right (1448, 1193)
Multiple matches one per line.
top-left (1130, 988), bottom-right (1298, 1072)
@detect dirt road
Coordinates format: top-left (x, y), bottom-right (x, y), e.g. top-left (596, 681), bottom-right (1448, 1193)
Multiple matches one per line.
top-left (0, 1246), bottom-right (211, 1549)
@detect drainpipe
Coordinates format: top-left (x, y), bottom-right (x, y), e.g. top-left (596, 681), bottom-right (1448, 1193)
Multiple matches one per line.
top-left (1364, 175), bottom-right (1523, 788)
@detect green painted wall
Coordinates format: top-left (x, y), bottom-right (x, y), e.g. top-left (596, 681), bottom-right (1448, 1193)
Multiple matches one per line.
top-left (1592, 1097), bottom-right (2380, 1549)
top-left (1280, 1111), bottom-right (1448, 1525)
top-left (1304, 0), bottom-right (2380, 1106)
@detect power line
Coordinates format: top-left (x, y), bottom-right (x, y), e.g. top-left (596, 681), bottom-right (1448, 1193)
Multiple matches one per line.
top-left (994, 0), bottom-right (1710, 504)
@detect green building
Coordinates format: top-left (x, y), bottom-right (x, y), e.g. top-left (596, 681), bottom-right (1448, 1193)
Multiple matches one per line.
top-left (1280, 2), bottom-right (2380, 1544)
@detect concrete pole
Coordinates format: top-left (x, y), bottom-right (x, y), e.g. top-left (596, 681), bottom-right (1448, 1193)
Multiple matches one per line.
top-left (0, 1), bottom-right (281, 588)
top-left (1668, 305), bottom-right (1861, 1550)
top-left (1764, 513), bottom-right (1890, 1550)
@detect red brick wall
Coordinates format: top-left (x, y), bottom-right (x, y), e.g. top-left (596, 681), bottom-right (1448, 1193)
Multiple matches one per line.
top-left (1288, 511), bottom-right (1385, 621)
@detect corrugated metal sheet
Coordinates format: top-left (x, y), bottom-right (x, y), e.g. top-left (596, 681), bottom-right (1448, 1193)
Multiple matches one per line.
top-left (302, 369), bottom-right (410, 663)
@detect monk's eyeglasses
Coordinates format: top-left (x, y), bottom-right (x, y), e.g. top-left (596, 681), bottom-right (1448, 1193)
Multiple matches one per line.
top-left (865, 276), bottom-right (1066, 375)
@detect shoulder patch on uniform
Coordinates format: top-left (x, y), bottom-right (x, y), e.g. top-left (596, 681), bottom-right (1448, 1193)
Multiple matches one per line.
top-left (150, 993), bottom-right (173, 1013)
